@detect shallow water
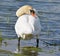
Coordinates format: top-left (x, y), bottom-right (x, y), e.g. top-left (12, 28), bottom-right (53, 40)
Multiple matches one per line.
top-left (0, 0), bottom-right (60, 56)
top-left (0, 39), bottom-right (60, 56)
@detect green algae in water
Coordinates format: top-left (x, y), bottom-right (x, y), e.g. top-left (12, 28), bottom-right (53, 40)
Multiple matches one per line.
top-left (14, 46), bottom-right (43, 56)
top-left (21, 46), bottom-right (42, 56)
top-left (0, 31), bottom-right (3, 42)
top-left (22, 46), bottom-right (43, 52)
top-left (0, 49), bottom-right (13, 54)
top-left (0, 49), bottom-right (14, 56)
top-left (0, 49), bottom-right (24, 56)
top-left (20, 46), bottom-right (42, 56)
top-left (0, 49), bottom-right (29, 56)
top-left (0, 37), bottom-right (3, 43)
top-left (14, 53), bottom-right (26, 56)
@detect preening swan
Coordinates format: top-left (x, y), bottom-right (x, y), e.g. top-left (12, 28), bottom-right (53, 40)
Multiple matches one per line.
top-left (15, 5), bottom-right (41, 50)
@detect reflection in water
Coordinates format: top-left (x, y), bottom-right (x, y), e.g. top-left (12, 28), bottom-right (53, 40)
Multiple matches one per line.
top-left (22, 50), bottom-right (38, 56)
top-left (17, 39), bottom-right (38, 56)
top-left (21, 47), bottom-right (38, 56)
top-left (3, 42), bottom-right (8, 47)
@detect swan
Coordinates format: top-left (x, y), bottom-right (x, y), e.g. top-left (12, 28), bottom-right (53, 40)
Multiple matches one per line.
top-left (15, 5), bottom-right (41, 49)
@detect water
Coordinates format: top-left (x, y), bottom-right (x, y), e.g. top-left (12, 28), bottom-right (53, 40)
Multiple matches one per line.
top-left (0, 0), bottom-right (60, 56)
top-left (0, 39), bottom-right (60, 56)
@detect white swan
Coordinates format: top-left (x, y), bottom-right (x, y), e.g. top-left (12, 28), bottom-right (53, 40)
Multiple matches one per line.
top-left (15, 5), bottom-right (41, 48)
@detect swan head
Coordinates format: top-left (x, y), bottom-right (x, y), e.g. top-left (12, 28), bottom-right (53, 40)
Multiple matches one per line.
top-left (16, 5), bottom-right (37, 17)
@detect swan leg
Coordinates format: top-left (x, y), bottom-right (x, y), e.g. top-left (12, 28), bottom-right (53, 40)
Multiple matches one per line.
top-left (18, 37), bottom-right (21, 52)
top-left (36, 38), bottom-right (39, 48)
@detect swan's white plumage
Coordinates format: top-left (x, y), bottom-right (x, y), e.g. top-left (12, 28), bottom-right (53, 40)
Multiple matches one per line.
top-left (15, 14), bottom-right (41, 39)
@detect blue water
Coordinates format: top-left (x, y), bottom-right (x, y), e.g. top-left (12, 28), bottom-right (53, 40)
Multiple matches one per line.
top-left (0, 0), bottom-right (60, 43)
top-left (0, 0), bottom-right (60, 38)
top-left (0, 0), bottom-right (60, 56)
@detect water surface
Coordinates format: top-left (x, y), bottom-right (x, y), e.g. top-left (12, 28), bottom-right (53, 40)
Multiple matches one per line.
top-left (0, 0), bottom-right (60, 56)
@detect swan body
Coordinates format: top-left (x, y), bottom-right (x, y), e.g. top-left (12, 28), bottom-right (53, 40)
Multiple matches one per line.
top-left (15, 14), bottom-right (41, 39)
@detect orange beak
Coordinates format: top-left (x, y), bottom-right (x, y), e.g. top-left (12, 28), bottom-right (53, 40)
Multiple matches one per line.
top-left (32, 13), bottom-right (36, 17)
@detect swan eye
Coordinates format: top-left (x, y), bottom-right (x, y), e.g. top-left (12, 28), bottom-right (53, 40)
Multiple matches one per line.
top-left (30, 9), bottom-right (35, 14)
